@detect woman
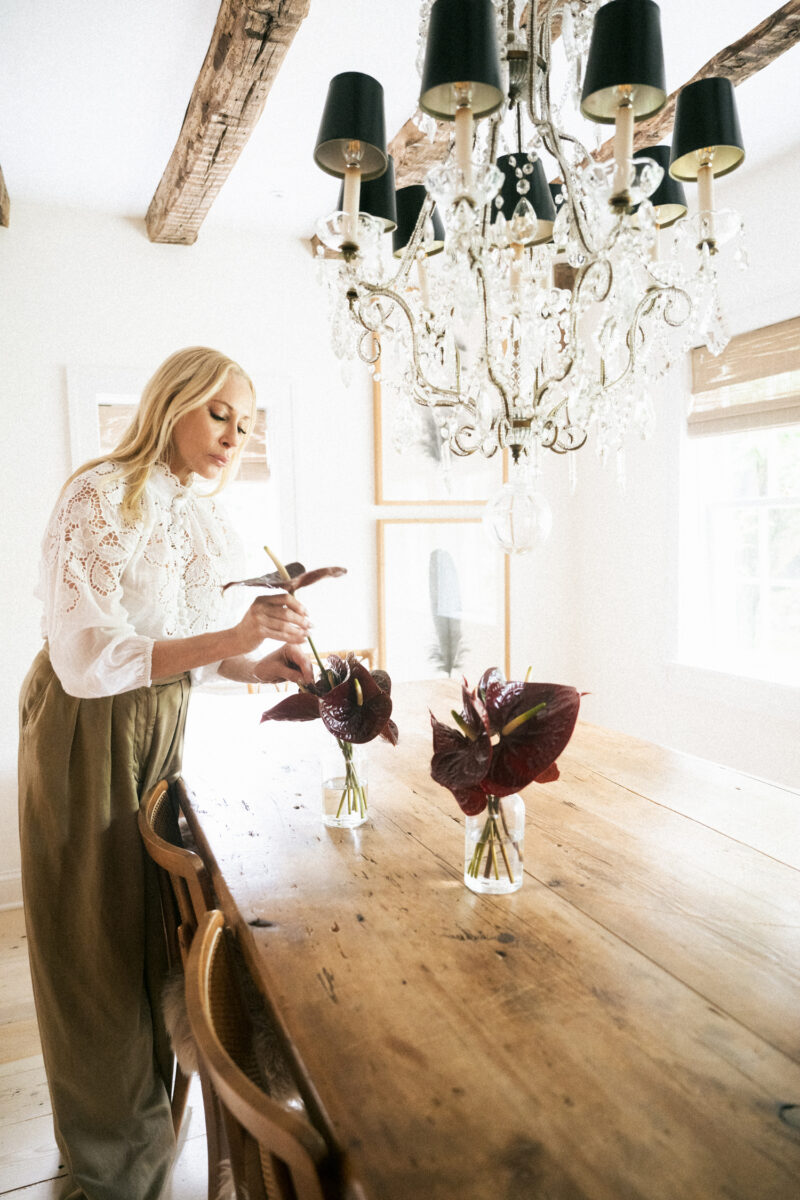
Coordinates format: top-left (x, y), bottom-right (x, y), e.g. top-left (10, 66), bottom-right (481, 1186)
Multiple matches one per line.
top-left (18, 346), bottom-right (313, 1200)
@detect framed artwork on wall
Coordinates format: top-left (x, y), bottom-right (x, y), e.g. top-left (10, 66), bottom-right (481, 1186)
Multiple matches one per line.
top-left (373, 372), bottom-right (506, 505)
top-left (377, 517), bottom-right (510, 682)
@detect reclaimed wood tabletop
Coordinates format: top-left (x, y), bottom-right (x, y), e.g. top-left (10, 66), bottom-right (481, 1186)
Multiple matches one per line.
top-left (181, 679), bottom-right (800, 1200)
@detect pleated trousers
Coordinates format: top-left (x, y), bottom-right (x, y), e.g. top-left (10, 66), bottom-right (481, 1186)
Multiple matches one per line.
top-left (18, 646), bottom-right (191, 1200)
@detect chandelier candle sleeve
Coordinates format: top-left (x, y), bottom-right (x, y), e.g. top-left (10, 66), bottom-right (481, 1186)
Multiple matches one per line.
top-left (337, 155), bottom-right (397, 232)
top-left (342, 154), bottom-right (362, 247)
top-left (454, 96), bottom-right (474, 189)
top-left (612, 97), bottom-right (635, 202)
top-left (416, 253), bottom-right (432, 310)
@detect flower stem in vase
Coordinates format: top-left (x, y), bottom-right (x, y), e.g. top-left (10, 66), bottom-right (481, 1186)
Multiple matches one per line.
top-left (335, 738), bottom-right (368, 819)
top-left (321, 737), bottom-right (369, 829)
top-left (464, 794), bottom-right (525, 895)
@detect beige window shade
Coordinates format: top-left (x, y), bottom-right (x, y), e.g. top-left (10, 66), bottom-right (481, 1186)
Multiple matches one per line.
top-left (688, 315), bottom-right (800, 436)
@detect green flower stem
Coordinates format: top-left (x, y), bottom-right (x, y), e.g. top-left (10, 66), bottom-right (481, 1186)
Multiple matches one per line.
top-left (467, 796), bottom-right (516, 884)
top-left (334, 738), bottom-right (368, 818)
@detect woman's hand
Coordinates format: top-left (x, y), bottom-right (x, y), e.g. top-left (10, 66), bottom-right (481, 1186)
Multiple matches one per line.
top-left (234, 592), bottom-right (311, 655)
top-left (253, 644), bottom-right (315, 687)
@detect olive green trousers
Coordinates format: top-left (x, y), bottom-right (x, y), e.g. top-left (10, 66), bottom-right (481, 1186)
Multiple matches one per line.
top-left (18, 646), bottom-right (191, 1200)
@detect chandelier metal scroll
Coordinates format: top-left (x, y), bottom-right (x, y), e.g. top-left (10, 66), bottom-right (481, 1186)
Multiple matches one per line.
top-left (312, 0), bottom-right (747, 548)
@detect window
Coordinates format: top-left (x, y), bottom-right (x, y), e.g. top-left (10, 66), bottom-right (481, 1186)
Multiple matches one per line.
top-left (680, 318), bottom-right (800, 686)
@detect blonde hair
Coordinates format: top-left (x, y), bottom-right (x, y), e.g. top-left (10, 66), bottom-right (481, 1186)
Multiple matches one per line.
top-left (66, 347), bottom-right (256, 520)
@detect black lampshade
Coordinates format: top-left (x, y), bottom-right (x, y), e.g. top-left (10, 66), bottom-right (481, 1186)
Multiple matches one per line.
top-left (581, 0), bottom-right (667, 123)
top-left (392, 185), bottom-right (445, 258)
top-left (337, 156), bottom-right (397, 232)
top-left (492, 154), bottom-right (556, 245)
top-left (669, 77), bottom-right (745, 181)
top-left (419, 0), bottom-right (504, 120)
top-left (633, 145), bottom-right (686, 226)
top-left (549, 182), bottom-right (564, 209)
top-left (314, 72), bottom-right (387, 180)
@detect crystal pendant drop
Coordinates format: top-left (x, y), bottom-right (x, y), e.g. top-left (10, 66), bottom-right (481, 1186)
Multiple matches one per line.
top-left (483, 479), bottom-right (553, 555)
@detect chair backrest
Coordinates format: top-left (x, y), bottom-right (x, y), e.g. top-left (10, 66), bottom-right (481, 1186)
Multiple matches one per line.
top-left (139, 779), bottom-right (215, 956)
top-left (186, 910), bottom-right (329, 1200)
top-left (319, 648), bottom-right (376, 671)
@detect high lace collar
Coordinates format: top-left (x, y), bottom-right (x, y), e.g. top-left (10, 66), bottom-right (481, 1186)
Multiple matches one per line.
top-left (151, 460), bottom-right (195, 500)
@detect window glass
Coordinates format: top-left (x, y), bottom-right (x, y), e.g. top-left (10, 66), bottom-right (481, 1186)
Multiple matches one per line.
top-left (680, 426), bottom-right (800, 685)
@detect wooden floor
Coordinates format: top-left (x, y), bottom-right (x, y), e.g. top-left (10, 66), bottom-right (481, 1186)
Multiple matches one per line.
top-left (0, 907), bottom-right (209, 1199)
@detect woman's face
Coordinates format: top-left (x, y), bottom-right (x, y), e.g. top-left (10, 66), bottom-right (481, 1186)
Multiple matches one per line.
top-left (167, 374), bottom-right (253, 484)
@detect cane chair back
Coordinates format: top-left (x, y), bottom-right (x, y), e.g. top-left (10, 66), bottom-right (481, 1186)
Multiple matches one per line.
top-left (319, 648), bottom-right (376, 670)
top-left (186, 910), bottom-right (329, 1200)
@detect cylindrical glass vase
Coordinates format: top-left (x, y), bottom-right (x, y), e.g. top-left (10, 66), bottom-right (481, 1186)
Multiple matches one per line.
top-left (464, 793), bottom-right (525, 894)
top-left (320, 738), bottom-right (369, 828)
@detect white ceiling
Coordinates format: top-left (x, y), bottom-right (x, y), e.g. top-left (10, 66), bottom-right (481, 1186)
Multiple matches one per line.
top-left (1, 1), bottom-right (798, 241)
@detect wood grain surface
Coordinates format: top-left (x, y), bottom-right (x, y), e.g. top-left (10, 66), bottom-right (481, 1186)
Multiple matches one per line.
top-left (146, 0), bottom-right (310, 244)
top-left (182, 681), bottom-right (800, 1200)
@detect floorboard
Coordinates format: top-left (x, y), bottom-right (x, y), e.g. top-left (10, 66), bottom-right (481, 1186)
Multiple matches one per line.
top-left (0, 908), bottom-right (208, 1198)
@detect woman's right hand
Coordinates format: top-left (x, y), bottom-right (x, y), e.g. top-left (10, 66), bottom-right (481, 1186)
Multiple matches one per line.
top-left (234, 592), bottom-right (311, 655)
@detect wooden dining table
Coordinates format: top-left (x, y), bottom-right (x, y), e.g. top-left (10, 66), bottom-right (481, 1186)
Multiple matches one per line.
top-left (181, 679), bottom-right (800, 1200)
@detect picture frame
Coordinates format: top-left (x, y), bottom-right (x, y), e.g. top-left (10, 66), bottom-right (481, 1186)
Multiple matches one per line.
top-left (373, 370), bottom-right (507, 505)
top-left (65, 362), bottom-right (299, 566)
top-left (377, 517), bottom-right (510, 682)
top-left (66, 364), bottom-right (269, 481)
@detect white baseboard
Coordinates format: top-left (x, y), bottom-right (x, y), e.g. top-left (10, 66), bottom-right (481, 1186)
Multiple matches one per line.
top-left (0, 870), bottom-right (23, 910)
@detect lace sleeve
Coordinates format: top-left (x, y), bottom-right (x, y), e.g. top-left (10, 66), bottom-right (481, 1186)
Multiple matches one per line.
top-left (40, 469), bottom-right (154, 698)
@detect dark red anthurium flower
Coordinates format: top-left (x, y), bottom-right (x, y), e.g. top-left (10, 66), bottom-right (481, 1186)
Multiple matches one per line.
top-left (261, 654), bottom-right (397, 746)
top-left (430, 669), bottom-right (580, 814)
top-left (222, 562), bottom-right (347, 593)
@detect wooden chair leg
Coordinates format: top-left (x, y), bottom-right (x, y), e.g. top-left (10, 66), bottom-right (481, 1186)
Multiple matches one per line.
top-left (171, 1063), bottom-right (192, 1135)
top-left (199, 1065), bottom-right (230, 1200)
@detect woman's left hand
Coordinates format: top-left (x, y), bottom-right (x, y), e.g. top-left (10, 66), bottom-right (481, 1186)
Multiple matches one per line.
top-left (252, 644), bottom-right (315, 687)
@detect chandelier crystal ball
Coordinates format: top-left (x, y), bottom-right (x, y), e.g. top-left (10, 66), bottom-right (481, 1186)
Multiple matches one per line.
top-left (312, 0), bottom-right (746, 553)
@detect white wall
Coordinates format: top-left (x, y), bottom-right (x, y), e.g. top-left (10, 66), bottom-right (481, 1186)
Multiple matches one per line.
top-left (514, 146), bottom-right (800, 791)
top-left (2, 148), bottom-right (798, 906)
top-left (0, 202), bottom-right (376, 906)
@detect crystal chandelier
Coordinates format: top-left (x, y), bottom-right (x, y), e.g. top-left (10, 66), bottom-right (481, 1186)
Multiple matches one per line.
top-left (312, 0), bottom-right (746, 552)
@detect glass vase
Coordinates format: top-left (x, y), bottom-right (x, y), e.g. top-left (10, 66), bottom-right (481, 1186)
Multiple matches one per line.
top-left (464, 793), bottom-right (525, 894)
top-left (320, 738), bottom-right (369, 828)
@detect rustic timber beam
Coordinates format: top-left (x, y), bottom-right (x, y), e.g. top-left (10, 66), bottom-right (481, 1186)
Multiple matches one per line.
top-left (146, 0), bottom-right (310, 245)
top-left (596, 1), bottom-right (800, 160)
top-left (0, 166), bottom-right (9, 228)
top-left (389, 117), bottom-right (451, 189)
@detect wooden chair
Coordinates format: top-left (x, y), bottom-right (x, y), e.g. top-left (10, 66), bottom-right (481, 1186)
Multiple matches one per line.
top-left (320, 648), bottom-right (376, 671)
top-left (138, 779), bottom-right (227, 1194)
top-left (186, 909), bottom-right (330, 1200)
top-left (247, 648), bottom-right (377, 695)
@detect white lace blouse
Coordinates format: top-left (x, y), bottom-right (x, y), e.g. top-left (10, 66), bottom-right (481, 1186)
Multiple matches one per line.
top-left (37, 461), bottom-right (245, 698)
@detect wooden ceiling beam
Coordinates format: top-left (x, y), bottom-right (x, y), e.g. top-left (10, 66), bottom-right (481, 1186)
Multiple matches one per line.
top-left (0, 167), bottom-right (9, 228)
top-left (146, 0), bottom-right (310, 245)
